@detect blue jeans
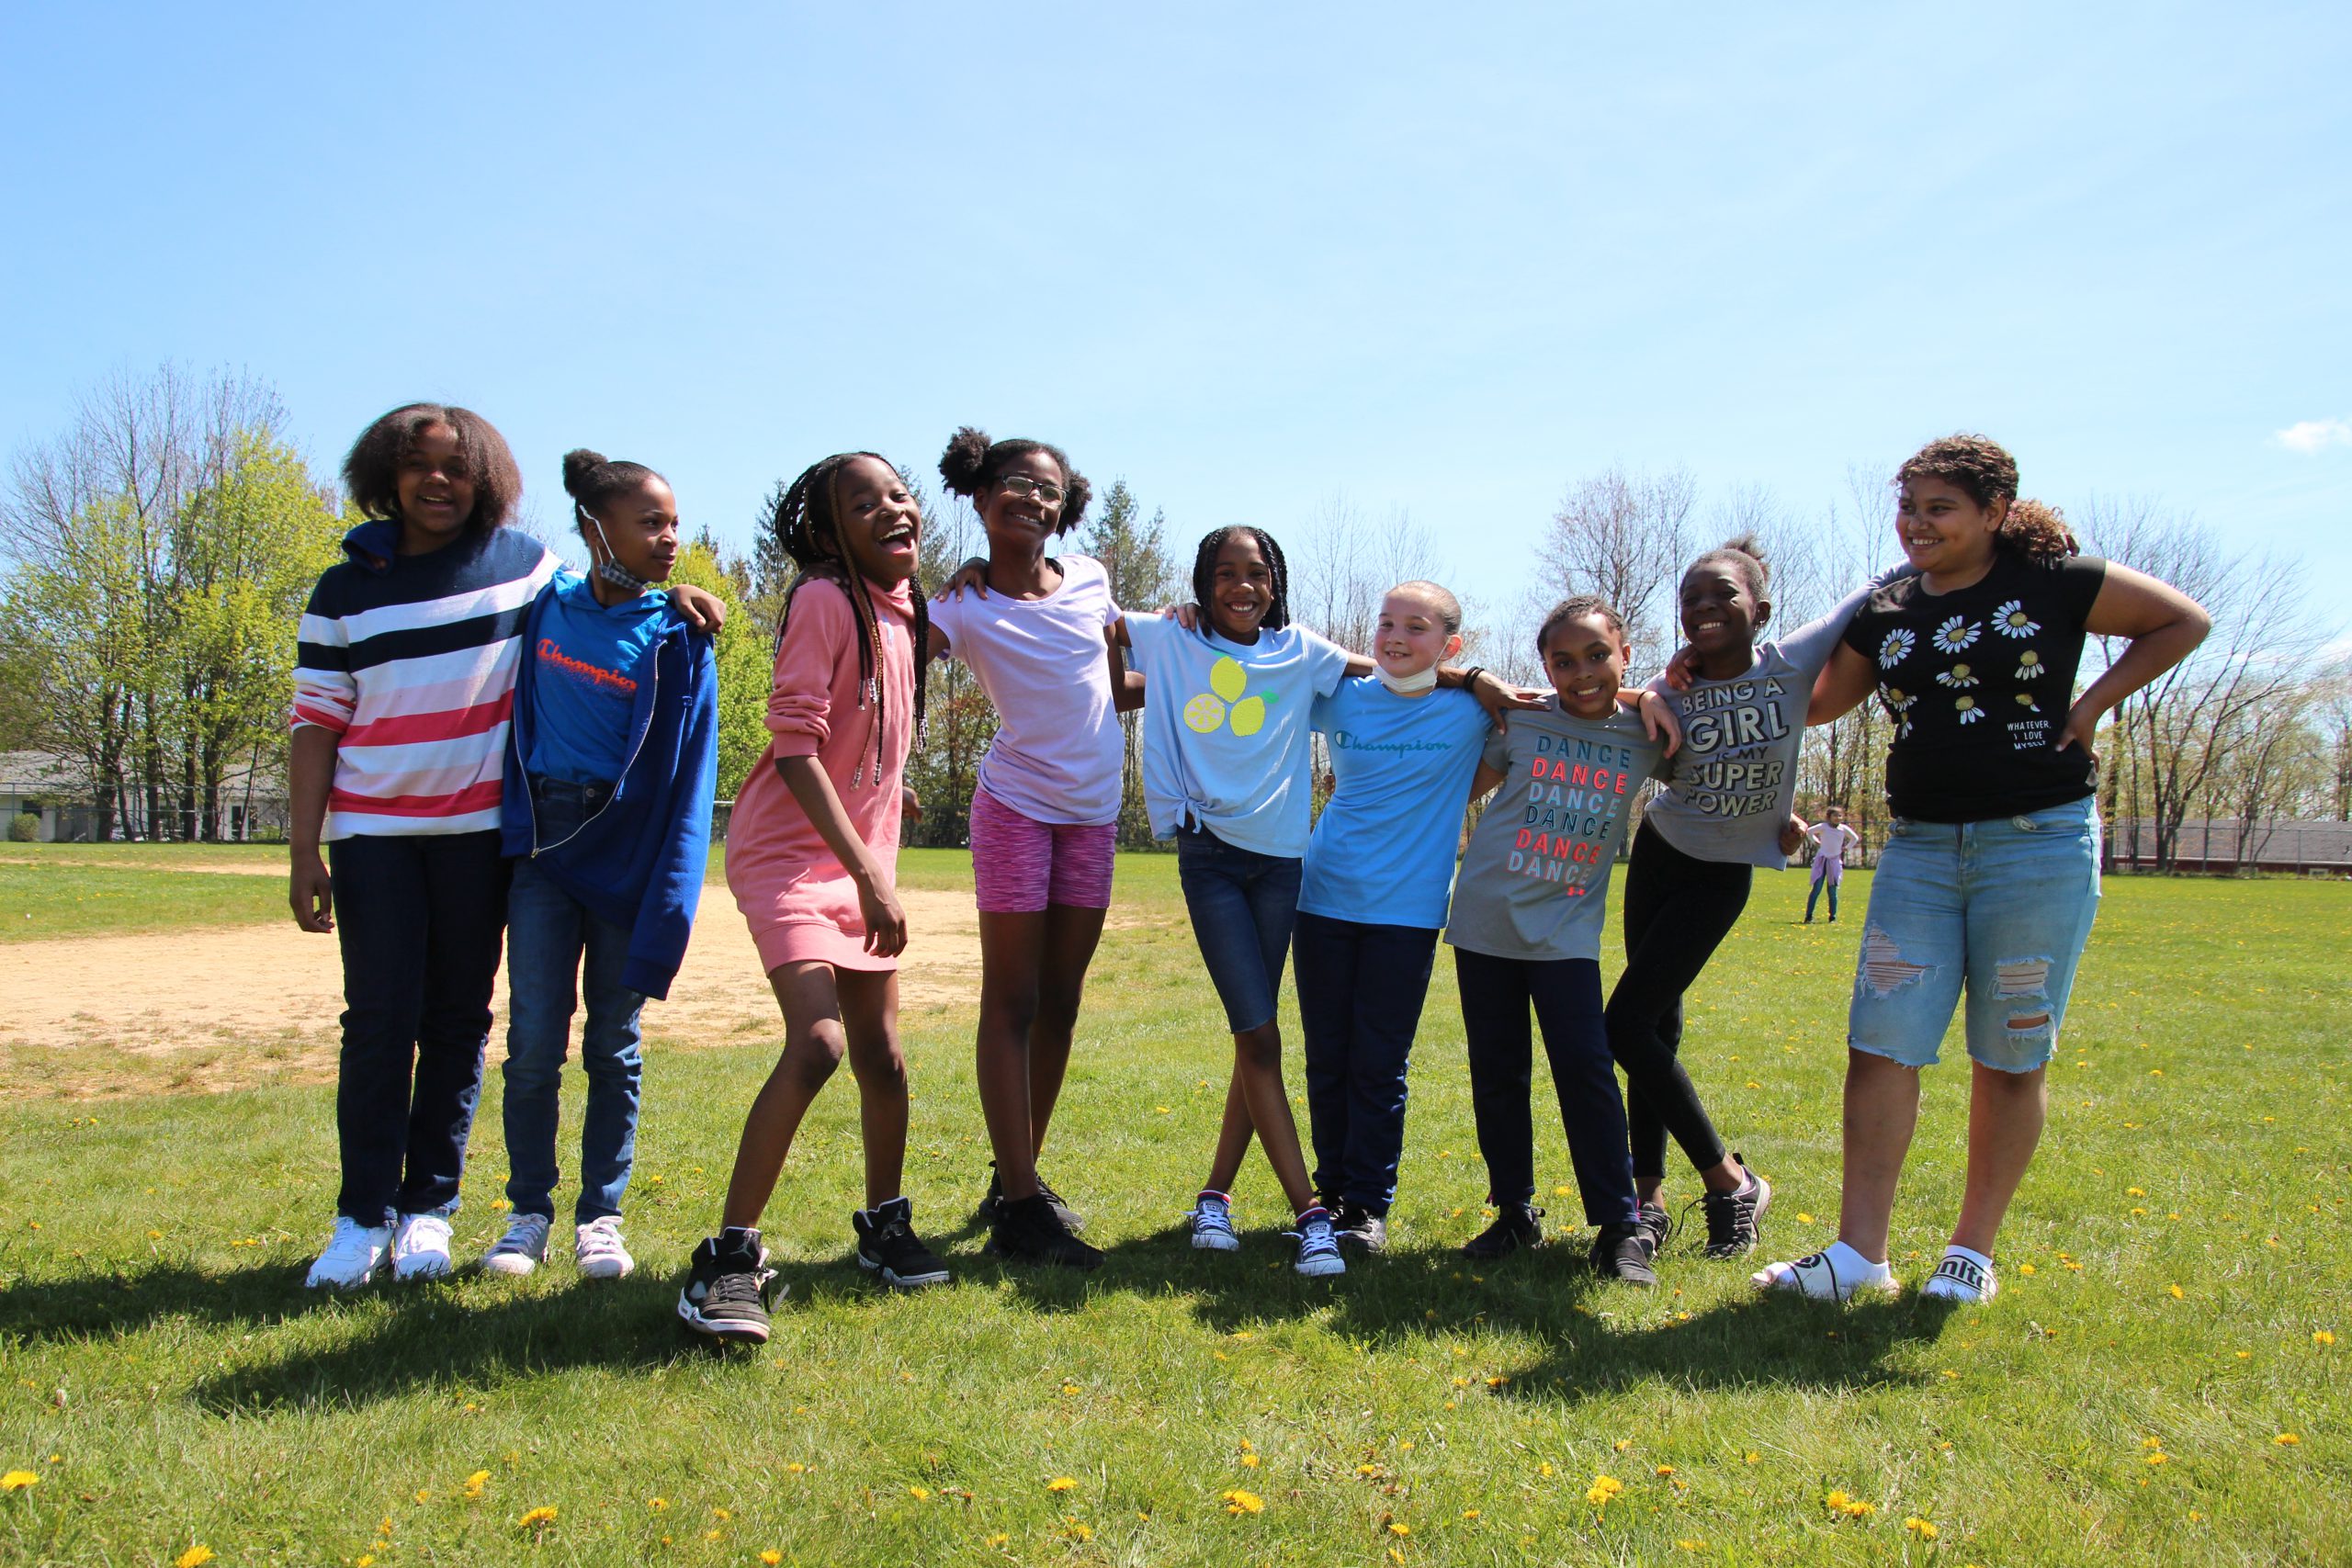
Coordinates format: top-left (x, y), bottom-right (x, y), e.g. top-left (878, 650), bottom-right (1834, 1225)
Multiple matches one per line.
top-left (1456, 948), bottom-right (1638, 1227)
top-left (1294, 911), bottom-right (1437, 1216)
top-left (1848, 798), bottom-right (2101, 1073)
top-left (328, 830), bottom-right (510, 1226)
top-left (502, 780), bottom-right (646, 1223)
top-left (1174, 825), bottom-right (1301, 1034)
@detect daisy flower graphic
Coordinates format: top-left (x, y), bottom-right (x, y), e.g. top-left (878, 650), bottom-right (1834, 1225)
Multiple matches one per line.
top-left (1936, 663), bottom-right (1978, 689)
top-left (1932, 615), bottom-right (1981, 654)
top-left (2015, 693), bottom-right (2041, 712)
top-left (2016, 649), bottom-right (2044, 680)
top-left (1995, 599), bottom-right (2040, 637)
top-left (1877, 627), bottom-right (1916, 670)
top-left (1956, 695), bottom-right (1982, 724)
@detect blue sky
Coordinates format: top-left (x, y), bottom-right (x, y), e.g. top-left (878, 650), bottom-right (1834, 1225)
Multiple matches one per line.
top-left (4, 4), bottom-right (2346, 643)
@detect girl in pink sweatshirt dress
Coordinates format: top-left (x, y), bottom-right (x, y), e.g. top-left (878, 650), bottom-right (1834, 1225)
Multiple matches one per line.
top-left (676, 452), bottom-right (944, 1345)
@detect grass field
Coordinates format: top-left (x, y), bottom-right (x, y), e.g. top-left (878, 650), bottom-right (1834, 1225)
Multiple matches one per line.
top-left (0, 846), bottom-right (2345, 1566)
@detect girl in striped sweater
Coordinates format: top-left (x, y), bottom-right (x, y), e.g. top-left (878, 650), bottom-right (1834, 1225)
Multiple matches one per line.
top-left (290, 404), bottom-right (719, 1290)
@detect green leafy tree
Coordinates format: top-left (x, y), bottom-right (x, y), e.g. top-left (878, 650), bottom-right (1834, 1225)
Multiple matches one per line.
top-left (670, 536), bottom-right (771, 807)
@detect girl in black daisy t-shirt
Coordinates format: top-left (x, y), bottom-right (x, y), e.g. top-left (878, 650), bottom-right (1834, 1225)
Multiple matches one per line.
top-left (1752, 434), bottom-right (2209, 1308)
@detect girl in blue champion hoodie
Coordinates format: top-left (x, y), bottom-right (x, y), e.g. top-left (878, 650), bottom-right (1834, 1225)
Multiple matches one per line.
top-left (480, 449), bottom-right (719, 1283)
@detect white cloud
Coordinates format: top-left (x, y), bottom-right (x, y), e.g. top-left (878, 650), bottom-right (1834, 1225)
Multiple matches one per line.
top-left (2273, 416), bottom-right (2352, 454)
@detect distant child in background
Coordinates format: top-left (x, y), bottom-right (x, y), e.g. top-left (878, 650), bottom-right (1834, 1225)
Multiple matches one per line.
top-left (1755, 434), bottom-right (2208, 1304)
top-left (1445, 595), bottom-right (1675, 1286)
top-left (1606, 538), bottom-right (1899, 1265)
top-left (480, 449), bottom-right (719, 1283)
top-left (1293, 581), bottom-right (1489, 1252)
top-left (1122, 529), bottom-right (1532, 1276)
top-left (929, 426), bottom-right (1138, 1271)
top-left (677, 453), bottom-right (938, 1345)
top-left (1804, 806), bottom-right (1859, 923)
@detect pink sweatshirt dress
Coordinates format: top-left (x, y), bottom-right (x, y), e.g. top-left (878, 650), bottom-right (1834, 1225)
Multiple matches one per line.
top-left (726, 574), bottom-right (917, 974)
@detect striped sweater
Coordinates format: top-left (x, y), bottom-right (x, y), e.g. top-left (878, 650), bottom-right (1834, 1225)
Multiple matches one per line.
top-left (292, 521), bottom-right (560, 839)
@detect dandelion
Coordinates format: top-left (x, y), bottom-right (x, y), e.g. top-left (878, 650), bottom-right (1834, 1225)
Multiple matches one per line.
top-left (2168, 1284), bottom-right (2185, 1300)
top-left (1824, 1490), bottom-right (1874, 1518)
top-left (762, 1553), bottom-right (783, 1566)
top-left (461, 1470), bottom-right (491, 1499)
top-left (1046, 1476), bottom-right (1077, 1493)
top-left (2, 1472), bottom-right (38, 1492)
top-left (1795, 1213), bottom-right (1815, 1224)
top-left (516, 1506), bottom-right (558, 1529)
top-left (1905, 1517), bottom-right (1939, 1540)
top-left (2316, 1331), bottom-right (2336, 1347)
top-left (1463, 1509), bottom-right (1482, 1519)
top-left (175, 1551), bottom-right (215, 1568)
top-left (1223, 1489), bottom-right (1265, 1515)
top-left (2018, 1263), bottom-right (2037, 1276)
top-left (2143, 1437), bottom-right (2165, 1450)
top-left (1239, 1454), bottom-right (1261, 1468)
top-left (784, 1462), bottom-right (807, 1473)
top-left (2145, 1453), bottom-right (2168, 1466)
top-left (1538, 1461), bottom-right (1555, 1477)
top-left (910, 1486), bottom-right (932, 1501)
top-left (1388, 1522), bottom-right (1412, 1536)
top-left (1613, 1438), bottom-right (1632, 1452)
top-left (2277, 1434), bottom-right (2301, 1447)
top-left (1061, 1520), bottom-right (1093, 1542)
top-left (1656, 1465), bottom-right (1676, 1478)
top-left (1587, 1475), bottom-right (1624, 1506)
top-left (986, 1533), bottom-right (1009, 1547)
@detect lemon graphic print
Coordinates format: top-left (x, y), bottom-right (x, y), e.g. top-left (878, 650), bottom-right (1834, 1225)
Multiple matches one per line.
top-left (1183, 655), bottom-right (1272, 736)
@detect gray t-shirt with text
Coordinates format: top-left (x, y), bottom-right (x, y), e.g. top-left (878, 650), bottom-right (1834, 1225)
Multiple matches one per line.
top-left (1444, 702), bottom-right (1668, 964)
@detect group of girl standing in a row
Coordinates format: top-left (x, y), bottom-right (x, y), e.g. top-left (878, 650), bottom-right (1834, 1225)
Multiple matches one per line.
top-left (288, 404), bottom-right (2209, 1346)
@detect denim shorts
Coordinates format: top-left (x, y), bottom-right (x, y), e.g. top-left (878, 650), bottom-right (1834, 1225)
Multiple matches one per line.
top-left (1847, 798), bottom-right (2101, 1073)
top-left (1174, 824), bottom-right (1302, 1034)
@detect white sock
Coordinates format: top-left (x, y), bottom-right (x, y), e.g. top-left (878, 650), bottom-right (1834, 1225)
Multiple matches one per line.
top-left (1825, 1239), bottom-right (1892, 1280)
top-left (1923, 1244), bottom-right (1997, 1301)
top-left (1943, 1244), bottom-right (1993, 1273)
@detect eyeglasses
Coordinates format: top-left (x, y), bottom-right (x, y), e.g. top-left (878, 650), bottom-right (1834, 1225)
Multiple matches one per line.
top-left (998, 475), bottom-right (1065, 504)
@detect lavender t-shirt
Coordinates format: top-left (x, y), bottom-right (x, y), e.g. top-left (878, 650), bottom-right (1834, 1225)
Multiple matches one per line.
top-left (929, 555), bottom-right (1125, 827)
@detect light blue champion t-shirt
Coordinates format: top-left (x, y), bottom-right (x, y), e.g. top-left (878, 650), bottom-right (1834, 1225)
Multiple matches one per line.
top-left (1301, 679), bottom-right (1492, 930)
top-left (1123, 614), bottom-right (1352, 860)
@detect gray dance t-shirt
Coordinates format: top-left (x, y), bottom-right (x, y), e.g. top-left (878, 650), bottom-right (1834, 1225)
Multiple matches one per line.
top-left (1443, 702), bottom-right (1668, 964)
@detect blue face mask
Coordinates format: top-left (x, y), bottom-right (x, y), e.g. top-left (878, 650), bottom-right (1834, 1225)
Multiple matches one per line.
top-left (580, 507), bottom-right (652, 594)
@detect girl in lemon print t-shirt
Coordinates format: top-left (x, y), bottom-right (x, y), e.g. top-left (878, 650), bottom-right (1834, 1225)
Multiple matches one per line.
top-left (1118, 527), bottom-right (1531, 1277)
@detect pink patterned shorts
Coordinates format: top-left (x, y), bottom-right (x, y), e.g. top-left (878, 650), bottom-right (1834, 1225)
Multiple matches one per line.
top-left (969, 784), bottom-right (1116, 914)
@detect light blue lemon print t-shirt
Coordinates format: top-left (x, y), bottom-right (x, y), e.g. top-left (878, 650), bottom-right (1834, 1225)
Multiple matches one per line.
top-left (1123, 615), bottom-right (1351, 860)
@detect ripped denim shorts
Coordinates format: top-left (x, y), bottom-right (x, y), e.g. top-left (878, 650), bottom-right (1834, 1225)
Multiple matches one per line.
top-left (1846, 798), bottom-right (2101, 1073)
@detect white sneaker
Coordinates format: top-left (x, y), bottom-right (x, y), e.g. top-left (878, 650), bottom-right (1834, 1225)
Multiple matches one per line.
top-left (1751, 1247), bottom-right (1897, 1302)
top-left (391, 1213), bottom-right (456, 1280)
top-left (575, 1215), bottom-right (635, 1280)
top-left (305, 1217), bottom-right (391, 1290)
top-left (481, 1213), bottom-right (552, 1277)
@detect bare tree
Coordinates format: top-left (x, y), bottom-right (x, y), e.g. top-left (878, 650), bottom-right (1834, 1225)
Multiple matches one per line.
top-left (1534, 465), bottom-right (1695, 677)
top-left (1288, 492), bottom-right (1445, 655)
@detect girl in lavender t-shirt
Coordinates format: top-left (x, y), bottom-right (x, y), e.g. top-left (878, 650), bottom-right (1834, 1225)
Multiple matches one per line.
top-left (927, 427), bottom-right (1141, 1271)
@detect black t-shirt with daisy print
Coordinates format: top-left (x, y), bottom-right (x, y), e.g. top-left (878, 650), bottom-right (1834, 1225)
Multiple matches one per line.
top-left (1841, 552), bottom-right (2107, 823)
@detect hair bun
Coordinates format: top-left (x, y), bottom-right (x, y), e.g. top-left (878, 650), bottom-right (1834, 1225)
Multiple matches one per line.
top-left (560, 448), bottom-right (607, 502)
top-left (937, 426), bottom-right (992, 497)
top-left (1718, 532), bottom-right (1769, 570)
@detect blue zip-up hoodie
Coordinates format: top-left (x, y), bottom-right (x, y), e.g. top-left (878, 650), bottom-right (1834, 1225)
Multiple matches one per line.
top-left (501, 581), bottom-right (718, 999)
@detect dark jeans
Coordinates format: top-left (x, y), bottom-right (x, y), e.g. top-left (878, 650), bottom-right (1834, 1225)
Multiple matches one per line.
top-left (503, 779), bottom-right (644, 1224)
top-left (1605, 820), bottom-right (1750, 1181)
top-left (1455, 946), bottom-right (1637, 1227)
top-left (329, 829), bottom-right (511, 1226)
top-left (1294, 911), bottom-right (1437, 1216)
top-left (1174, 825), bottom-right (1302, 1034)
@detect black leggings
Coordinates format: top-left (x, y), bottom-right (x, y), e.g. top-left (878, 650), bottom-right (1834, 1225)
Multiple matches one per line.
top-left (1603, 819), bottom-right (1752, 1183)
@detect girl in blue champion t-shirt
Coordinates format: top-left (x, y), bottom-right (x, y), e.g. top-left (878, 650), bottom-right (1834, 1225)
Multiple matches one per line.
top-left (1118, 532), bottom-right (1534, 1278)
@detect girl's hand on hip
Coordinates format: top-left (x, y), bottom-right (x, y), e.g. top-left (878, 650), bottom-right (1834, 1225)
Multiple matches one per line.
top-left (288, 852), bottom-right (334, 933)
top-left (2054, 700), bottom-right (2100, 763)
top-left (901, 785), bottom-right (923, 824)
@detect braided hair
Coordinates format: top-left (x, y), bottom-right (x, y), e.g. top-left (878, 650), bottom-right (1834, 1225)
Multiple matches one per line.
top-left (1189, 526), bottom-right (1293, 635)
top-left (770, 452), bottom-right (932, 786)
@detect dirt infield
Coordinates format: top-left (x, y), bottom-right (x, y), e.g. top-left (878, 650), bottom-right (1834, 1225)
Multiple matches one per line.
top-left (0, 890), bottom-right (987, 1100)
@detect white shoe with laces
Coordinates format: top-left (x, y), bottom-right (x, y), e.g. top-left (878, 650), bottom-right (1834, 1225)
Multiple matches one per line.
top-left (481, 1213), bottom-right (552, 1277)
top-left (305, 1217), bottom-right (391, 1290)
top-left (575, 1215), bottom-right (635, 1280)
top-left (391, 1212), bottom-right (456, 1280)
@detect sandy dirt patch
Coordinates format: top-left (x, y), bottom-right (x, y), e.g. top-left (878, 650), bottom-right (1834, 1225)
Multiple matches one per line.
top-left (0, 890), bottom-right (988, 1100)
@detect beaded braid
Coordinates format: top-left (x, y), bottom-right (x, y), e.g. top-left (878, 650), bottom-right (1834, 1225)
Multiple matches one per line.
top-left (770, 452), bottom-right (933, 786)
top-left (1189, 525), bottom-right (1294, 635)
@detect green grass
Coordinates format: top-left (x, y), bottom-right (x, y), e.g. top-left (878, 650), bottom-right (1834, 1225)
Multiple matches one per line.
top-left (0, 862), bottom-right (2344, 1565)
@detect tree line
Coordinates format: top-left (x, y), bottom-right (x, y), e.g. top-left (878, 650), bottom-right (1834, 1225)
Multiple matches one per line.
top-left (6, 367), bottom-right (2341, 868)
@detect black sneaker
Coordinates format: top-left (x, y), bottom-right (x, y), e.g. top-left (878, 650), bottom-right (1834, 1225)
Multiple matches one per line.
top-left (1589, 1222), bottom-right (1658, 1287)
top-left (978, 1164), bottom-right (1086, 1235)
top-left (1331, 1200), bottom-right (1388, 1252)
top-left (1634, 1199), bottom-right (1675, 1256)
top-left (1700, 1161), bottom-right (1772, 1259)
top-left (986, 1193), bottom-right (1104, 1270)
top-left (854, 1198), bottom-right (950, 1289)
top-left (677, 1231), bottom-right (778, 1344)
top-left (1462, 1202), bottom-right (1544, 1259)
